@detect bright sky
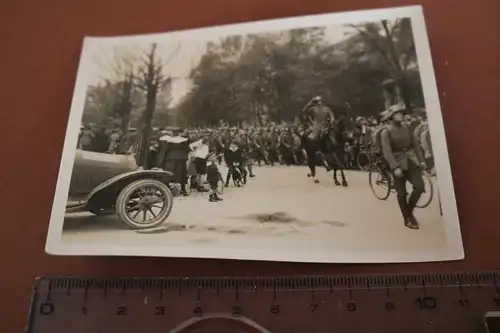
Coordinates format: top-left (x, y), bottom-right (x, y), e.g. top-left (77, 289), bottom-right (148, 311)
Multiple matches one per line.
top-left (87, 24), bottom-right (356, 107)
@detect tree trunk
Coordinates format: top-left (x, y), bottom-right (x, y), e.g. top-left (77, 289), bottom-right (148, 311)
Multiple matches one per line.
top-left (381, 21), bottom-right (413, 112)
top-left (398, 76), bottom-right (413, 112)
top-left (120, 112), bottom-right (130, 135)
top-left (139, 86), bottom-right (157, 168)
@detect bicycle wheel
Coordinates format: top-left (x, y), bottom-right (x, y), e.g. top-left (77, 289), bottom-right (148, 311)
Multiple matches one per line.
top-left (356, 151), bottom-right (371, 171)
top-left (416, 171), bottom-right (434, 208)
top-left (369, 167), bottom-right (391, 200)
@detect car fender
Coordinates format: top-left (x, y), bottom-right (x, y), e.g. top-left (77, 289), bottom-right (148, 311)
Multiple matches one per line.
top-left (85, 169), bottom-right (174, 209)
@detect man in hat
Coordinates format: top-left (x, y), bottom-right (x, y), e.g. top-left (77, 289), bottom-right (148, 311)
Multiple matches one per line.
top-left (157, 127), bottom-right (191, 196)
top-left (380, 104), bottom-right (427, 230)
top-left (301, 96), bottom-right (335, 141)
top-left (107, 129), bottom-right (121, 154)
top-left (79, 125), bottom-right (94, 151)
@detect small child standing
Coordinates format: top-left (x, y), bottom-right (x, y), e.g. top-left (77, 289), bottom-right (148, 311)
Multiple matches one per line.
top-left (206, 152), bottom-right (223, 202)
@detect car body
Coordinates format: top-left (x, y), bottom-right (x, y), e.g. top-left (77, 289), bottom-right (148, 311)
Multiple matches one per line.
top-left (66, 150), bottom-right (175, 229)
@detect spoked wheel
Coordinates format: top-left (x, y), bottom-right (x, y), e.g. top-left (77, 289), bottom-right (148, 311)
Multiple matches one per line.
top-left (415, 171), bottom-right (434, 208)
top-left (116, 179), bottom-right (174, 229)
top-left (369, 168), bottom-right (392, 200)
top-left (232, 167), bottom-right (244, 187)
top-left (356, 151), bottom-right (371, 171)
top-left (242, 170), bottom-right (248, 185)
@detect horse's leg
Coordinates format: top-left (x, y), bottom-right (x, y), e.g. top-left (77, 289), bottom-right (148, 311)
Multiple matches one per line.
top-left (335, 145), bottom-right (348, 187)
top-left (330, 148), bottom-right (342, 186)
top-left (315, 145), bottom-right (330, 171)
top-left (321, 137), bottom-right (333, 172)
top-left (340, 167), bottom-right (348, 187)
top-left (321, 152), bottom-right (332, 171)
top-left (306, 147), bottom-right (319, 183)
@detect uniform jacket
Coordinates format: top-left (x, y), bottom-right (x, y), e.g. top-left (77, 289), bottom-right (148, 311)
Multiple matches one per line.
top-left (304, 104), bottom-right (334, 140)
top-left (380, 123), bottom-right (424, 171)
top-left (279, 132), bottom-right (293, 147)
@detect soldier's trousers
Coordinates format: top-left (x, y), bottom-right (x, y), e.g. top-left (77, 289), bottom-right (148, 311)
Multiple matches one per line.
top-left (393, 161), bottom-right (425, 220)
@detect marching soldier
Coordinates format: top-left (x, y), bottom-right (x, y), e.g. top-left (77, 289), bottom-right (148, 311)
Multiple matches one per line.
top-left (268, 127), bottom-right (281, 165)
top-left (252, 128), bottom-right (268, 166)
top-left (238, 130), bottom-right (256, 178)
top-left (279, 127), bottom-right (296, 165)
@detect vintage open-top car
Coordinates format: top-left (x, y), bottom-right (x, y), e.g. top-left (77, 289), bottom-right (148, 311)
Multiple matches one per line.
top-left (66, 150), bottom-right (175, 229)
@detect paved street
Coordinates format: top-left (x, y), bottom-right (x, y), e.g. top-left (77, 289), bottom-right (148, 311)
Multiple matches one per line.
top-left (61, 164), bottom-right (447, 256)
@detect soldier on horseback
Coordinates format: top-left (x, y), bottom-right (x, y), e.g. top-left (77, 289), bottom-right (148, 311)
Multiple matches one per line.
top-left (301, 96), bottom-right (336, 179)
top-left (301, 96), bottom-right (335, 143)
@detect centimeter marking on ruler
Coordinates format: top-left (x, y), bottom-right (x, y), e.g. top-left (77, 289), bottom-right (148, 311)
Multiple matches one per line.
top-left (33, 271), bottom-right (500, 302)
top-left (27, 272), bottom-right (500, 333)
top-left (39, 271), bottom-right (500, 288)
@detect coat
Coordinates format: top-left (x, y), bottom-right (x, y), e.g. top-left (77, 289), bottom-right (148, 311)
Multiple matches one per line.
top-left (304, 104), bottom-right (334, 140)
top-left (380, 123), bottom-right (424, 171)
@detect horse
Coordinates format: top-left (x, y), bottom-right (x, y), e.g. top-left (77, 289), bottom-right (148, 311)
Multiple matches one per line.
top-left (302, 107), bottom-right (356, 186)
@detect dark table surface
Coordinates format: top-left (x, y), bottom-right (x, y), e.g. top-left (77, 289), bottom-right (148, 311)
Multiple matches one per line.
top-left (1, 0), bottom-right (499, 331)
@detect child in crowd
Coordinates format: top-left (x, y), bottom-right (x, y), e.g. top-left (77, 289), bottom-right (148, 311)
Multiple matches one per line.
top-left (224, 142), bottom-right (246, 187)
top-left (206, 152), bottom-right (223, 202)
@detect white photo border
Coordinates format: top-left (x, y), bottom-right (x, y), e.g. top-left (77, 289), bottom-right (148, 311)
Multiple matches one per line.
top-left (45, 5), bottom-right (464, 263)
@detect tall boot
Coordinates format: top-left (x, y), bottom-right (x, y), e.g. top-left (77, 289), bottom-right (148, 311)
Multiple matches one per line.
top-left (225, 172), bottom-right (231, 187)
top-left (397, 194), bottom-right (417, 229)
top-left (407, 188), bottom-right (424, 224)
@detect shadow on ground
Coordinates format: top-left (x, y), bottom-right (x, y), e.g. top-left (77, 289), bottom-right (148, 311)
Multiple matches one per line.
top-left (63, 214), bottom-right (123, 231)
top-left (62, 211), bottom-right (347, 236)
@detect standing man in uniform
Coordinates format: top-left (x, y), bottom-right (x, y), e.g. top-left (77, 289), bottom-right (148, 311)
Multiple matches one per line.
top-left (380, 105), bottom-right (427, 230)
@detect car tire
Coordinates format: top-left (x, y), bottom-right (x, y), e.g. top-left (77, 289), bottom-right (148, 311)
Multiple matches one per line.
top-left (116, 179), bottom-right (174, 230)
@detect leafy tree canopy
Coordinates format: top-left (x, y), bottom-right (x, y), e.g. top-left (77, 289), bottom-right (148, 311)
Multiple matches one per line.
top-left (176, 18), bottom-right (423, 127)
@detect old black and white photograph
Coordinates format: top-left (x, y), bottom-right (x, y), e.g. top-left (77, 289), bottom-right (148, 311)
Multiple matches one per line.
top-left (46, 6), bottom-right (463, 262)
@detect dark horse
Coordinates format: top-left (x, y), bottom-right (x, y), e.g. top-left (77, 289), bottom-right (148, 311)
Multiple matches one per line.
top-left (302, 106), bottom-right (356, 186)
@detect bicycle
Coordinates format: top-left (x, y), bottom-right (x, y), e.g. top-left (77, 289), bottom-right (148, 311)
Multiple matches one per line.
top-left (356, 148), bottom-right (374, 171)
top-left (227, 162), bottom-right (247, 187)
top-left (368, 159), bottom-right (434, 209)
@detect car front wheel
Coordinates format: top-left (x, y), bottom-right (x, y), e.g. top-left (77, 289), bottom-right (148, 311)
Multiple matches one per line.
top-left (116, 179), bottom-right (174, 229)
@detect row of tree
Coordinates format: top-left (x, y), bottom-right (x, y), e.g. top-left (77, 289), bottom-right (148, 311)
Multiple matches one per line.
top-left (82, 44), bottom-right (177, 130)
top-left (82, 43), bottom-right (179, 165)
top-left (80, 18), bottom-right (425, 165)
top-left (176, 18), bottom-right (424, 127)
